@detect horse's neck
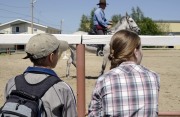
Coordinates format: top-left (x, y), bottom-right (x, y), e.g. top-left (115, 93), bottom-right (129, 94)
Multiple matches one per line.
top-left (115, 24), bottom-right (126, 32)
top-left (110, 21), bottom-right (127, 34)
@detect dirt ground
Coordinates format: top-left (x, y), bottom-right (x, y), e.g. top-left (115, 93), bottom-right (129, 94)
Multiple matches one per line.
top-left (0, 49), bottom-right (180, 113)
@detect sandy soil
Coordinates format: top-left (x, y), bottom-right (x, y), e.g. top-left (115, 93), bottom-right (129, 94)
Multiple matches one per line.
top-left (0, 49), bottom-right (180, 113)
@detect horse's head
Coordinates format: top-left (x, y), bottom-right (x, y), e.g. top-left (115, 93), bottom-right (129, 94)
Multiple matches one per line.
top-left (110, 13), bottom-right (141, 35)
top-left (124, 13), bottom-right (141, 34)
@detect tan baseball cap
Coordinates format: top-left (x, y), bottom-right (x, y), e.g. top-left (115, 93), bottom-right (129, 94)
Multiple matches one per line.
top-left (23, 33), bottom-right (68, 59)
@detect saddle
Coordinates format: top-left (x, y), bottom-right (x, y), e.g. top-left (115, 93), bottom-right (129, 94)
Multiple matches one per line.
top-left (88, 29), bottom-right (96, 35)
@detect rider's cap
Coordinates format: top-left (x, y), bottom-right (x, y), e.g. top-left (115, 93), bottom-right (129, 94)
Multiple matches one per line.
top-left (97, 0), bottom-right (109, 5)
top-left (23, 33), bottom-right (68, 59)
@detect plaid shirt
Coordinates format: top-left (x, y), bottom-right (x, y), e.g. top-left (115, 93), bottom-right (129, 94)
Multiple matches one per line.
top-left (88, 61), bottom-right (160, 117)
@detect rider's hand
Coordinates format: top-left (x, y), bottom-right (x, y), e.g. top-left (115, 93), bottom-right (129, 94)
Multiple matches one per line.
top-left (109, 21), bottom-right (113, 25)
top-left (107, 25), bottom-right (112, 29)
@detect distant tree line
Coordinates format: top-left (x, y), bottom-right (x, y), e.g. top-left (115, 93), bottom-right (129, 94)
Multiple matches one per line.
top-left (78, 6), bottom-right (169, 35)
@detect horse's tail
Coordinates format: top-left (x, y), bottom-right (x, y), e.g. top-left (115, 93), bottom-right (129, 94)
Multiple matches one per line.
top-left (68, 44), bottom-right (76, 61)
top-left (69, 44), bottom-right (76, 51)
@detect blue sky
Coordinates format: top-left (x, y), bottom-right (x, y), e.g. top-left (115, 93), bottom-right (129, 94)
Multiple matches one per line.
top-left (0, 0), bottom-right (180, 34)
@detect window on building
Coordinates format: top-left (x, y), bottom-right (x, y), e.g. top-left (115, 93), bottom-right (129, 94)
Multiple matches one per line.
top-left (34, 28), bottom-right (37, 32)
top-left (16, 27), bottom-right (19, 32)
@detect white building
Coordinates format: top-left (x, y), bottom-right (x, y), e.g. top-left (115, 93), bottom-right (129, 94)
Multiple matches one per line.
top-left (0, 19), bottom-right (60, 34)
top-left (0, 19), bottom-right (60, 52)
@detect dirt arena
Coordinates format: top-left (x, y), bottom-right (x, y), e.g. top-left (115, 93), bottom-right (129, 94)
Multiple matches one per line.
top-left (0, 49), bottom-right (180, 113)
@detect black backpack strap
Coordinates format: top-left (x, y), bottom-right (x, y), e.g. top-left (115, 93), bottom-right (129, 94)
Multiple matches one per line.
top-left (15, 74), bottom-right (61, 98)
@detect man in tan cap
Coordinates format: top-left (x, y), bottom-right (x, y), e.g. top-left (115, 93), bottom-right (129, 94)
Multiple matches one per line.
top-left (93, 0), bottom-right (112, 56)
top-left (3, 33), bottom-right (77, 117)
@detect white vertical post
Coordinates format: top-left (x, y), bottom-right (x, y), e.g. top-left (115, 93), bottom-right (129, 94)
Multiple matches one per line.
top-left (31, 0), bottom-right (36, 34)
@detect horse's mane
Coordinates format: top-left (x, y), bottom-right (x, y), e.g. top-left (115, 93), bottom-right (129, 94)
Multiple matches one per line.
top-left (110, 16), bottom-right (127, 32)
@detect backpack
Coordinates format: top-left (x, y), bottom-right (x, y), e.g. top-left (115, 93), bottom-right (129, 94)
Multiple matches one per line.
top-left (0, 74), bottom-right (61, 117)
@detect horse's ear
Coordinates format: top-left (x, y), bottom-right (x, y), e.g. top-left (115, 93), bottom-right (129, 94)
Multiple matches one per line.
top-left (126, 12), bottom-right (129, 17)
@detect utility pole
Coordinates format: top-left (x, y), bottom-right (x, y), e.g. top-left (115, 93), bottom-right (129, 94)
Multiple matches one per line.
top-left (31, 0), bottom-right (36, 34)
top-left (60, 19), bottom-right (64, 34)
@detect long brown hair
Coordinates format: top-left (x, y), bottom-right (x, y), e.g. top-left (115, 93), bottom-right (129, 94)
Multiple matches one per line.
top-left (108, 30), bottom-right (141, 69)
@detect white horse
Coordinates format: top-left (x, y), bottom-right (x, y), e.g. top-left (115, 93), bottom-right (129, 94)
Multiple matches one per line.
top-left (66, 13), bottom-right (140, 78)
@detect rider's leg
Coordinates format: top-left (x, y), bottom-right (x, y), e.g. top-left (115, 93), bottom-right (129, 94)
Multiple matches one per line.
top-left (96, 30), bottom-right (104, 56)
top-left (97, 44), bottom-right (105, 56)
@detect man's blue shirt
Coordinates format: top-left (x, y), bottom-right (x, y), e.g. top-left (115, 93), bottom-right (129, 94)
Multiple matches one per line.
top-left (93, 8), bottom-right (109, 28)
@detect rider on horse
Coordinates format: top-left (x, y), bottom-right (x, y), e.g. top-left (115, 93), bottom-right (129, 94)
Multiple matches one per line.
top-left (93, 0), bottom-right (112, 56)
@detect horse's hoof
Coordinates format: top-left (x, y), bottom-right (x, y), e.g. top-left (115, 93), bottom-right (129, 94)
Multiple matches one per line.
top-left (98, 51), bottom-right (104, 56)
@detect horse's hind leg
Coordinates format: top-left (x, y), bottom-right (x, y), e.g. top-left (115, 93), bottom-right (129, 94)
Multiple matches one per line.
top-left (100, 61), bottom-right (106, 75)
top-left (66, 48), bottom-right (77, 78)
top-left (99, 45), bottom-right (110, 75)
top-left (100, 54), bottom-right (108, 75)
top-left (66, 57), bottom-right (72, 78)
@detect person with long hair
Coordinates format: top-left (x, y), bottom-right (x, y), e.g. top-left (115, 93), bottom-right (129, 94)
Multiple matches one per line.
top-left (88, 30), bottom-right (160, 117)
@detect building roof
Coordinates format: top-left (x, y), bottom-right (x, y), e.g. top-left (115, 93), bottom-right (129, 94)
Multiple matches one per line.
top-left (0, 19), bottom-right (59, 31)
top-left (154, 20), bottom-right (180, 23)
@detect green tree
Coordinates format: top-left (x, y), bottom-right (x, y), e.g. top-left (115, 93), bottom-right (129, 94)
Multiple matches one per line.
top-left (131, 6), bottom-right (144, 22)
top-left (138, 17), bottom-right (164, 35)
top-left (78, 14), bottom-right (90, 32)
top-left (111, 14), bottom-right (121, 27)
top-left (90, 8), bottom-right (96, 31)
top-left (78, 8), bottom-right (96, 32)
top-left (131, 6), bottom-right (166, 35)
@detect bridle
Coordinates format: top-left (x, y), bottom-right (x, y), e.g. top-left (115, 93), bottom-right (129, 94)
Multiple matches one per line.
top-left (126, 16), bottom-right (139, 32)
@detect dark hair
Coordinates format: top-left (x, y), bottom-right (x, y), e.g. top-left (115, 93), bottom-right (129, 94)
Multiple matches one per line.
top-left (108, 30), bottom-right (141, 69)
top-left (29, 47), bottom-right (59, 66)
